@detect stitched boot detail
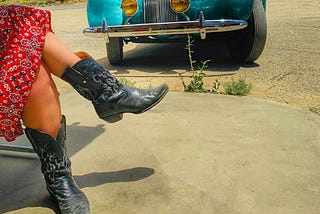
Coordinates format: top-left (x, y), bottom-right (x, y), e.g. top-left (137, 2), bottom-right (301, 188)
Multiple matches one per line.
top-left (25, 116), bottom-right (90, 214)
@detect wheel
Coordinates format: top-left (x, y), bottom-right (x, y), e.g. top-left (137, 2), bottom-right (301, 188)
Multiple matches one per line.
top-left (228, 0), bottom-right (267, 63)
top-left (106, 37), bottom-right (123, 65)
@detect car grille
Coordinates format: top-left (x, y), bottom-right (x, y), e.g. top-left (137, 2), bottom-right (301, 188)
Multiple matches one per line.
top-left (144, 0), bottom-right (178, 23)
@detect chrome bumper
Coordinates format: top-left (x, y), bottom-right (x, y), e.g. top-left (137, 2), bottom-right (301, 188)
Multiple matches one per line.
top-left (0, 143), bottom-right (34, 153)
top-left (84, 17), bottom-right (247, 42)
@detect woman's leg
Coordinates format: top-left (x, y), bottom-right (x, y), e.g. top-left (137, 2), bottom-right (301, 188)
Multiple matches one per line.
top-left (42, 32), bottom-right (80, 78)
top-left (22, 61), bottom-right (90, 214)
top-left (22, 61), bottom-right (62, 139)
top-left (41, 32), bottom-right (168, 123)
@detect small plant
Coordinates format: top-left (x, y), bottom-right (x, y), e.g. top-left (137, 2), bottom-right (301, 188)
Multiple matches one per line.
top-left (180, 34), bottom-right (211, 92)
top-left (309, 107), bottom-right (320, 115)
top-left (181, 35), bottom-right (252, 96)
top-left (184, 60), bottom-right (211, 92)
top-left (146, 82), bottom-right (154, 89)
top-left (225, 78), bottom-right (252, 96)
top-left (210, 78), bottom-right (221, 94)
top-left (118, 77), bottom-right (136, 88)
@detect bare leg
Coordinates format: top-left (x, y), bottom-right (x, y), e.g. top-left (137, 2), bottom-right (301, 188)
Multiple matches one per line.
top-left (22, 61), bottom-right (62, 139)
top-left (42, 32), bottom-right (81, 78)
top-left (41, 32), bottom-right (168, 124)
top-left (22, 63), bottom-right (91, 213)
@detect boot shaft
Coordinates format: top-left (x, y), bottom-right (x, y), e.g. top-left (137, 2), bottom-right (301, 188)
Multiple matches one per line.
top-left (62, 58), bottom-right (124, 104)
top-left (25, 116), bottom-right (91, 213)
top-left (62, 58), bottom-right (168, 123)
top-left (25, 115), bottom-right (71, 183)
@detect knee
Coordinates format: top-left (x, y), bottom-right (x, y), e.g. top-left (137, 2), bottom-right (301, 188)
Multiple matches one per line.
top-left (30, 62), bottom-right (60, 98)
top-left (22, 62), bottom-right (62, 139)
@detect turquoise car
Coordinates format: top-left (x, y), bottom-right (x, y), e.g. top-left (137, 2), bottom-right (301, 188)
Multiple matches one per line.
top-left (84, 0), bottom-right (267, 65)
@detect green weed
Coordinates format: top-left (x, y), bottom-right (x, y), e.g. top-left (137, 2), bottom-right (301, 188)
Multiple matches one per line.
top-left (180, 34), bottom-right (211, 93)
top-left (118, 77), bottom-right (137, 88)
top-left (225, 78), bottom-right (252, 96)
top-left (309, 107), bottom-right (320, 115)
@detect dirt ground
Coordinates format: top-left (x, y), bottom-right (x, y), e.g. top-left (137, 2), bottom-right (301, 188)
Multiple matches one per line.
top-left (50, 0), bottom-right (320, 113)
top-left (243, 0), bottom-right (320, 113)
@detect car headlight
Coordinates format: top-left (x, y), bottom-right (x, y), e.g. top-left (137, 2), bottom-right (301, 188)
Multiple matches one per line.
top-left (170, 0), bottom-right (190, 13)
top-left (121, 0), bottom-right (138, 16)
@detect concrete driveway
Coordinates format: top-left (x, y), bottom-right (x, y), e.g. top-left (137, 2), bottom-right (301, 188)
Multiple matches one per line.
top-left (1, 90), bottom-right (319, 213)
top-left (0, 1), bottom-right (320, 213)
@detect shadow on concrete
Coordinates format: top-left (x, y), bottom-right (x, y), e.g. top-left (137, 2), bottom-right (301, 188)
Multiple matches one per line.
top-left (75, 167), bottom-right (155, 188)
top-left (66, 122), bottom-right (105, 156)
top-left (0, 123), bottom-right (154, 213)
top-left (97, 41), bottom-right (260, 76)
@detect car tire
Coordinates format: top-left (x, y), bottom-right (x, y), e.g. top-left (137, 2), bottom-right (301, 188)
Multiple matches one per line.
top-left (106, 37), bottom-right (123, 65)
top-left (228, 0), bottom-right (267, 63)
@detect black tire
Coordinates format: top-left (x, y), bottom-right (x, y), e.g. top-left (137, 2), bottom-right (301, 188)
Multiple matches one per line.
top-left (228, 0), bottom-right (267, 63)
top-left (106, 37), bottom-right (123, 65)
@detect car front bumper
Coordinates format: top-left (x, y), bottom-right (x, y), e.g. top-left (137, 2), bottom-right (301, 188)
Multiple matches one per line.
top-left (84, 13), bottom-right (247, 42)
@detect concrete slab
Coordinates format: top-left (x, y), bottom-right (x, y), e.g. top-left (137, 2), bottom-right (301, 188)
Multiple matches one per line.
top-left (0, 90), bottom-right (319, 214)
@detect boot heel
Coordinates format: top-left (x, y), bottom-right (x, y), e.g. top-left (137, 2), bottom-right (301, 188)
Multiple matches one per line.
top-left (102, 114), bottom-right (123, 123)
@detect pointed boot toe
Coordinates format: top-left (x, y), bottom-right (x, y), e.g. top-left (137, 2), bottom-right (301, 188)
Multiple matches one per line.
top-left (93, 83), bottom-right (169, 122)
top-left (62, 58), bottom-right (169, 123)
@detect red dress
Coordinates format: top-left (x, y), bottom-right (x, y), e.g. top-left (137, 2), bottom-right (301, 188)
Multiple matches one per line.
top-left (0, 5), bottom-right (52, 142)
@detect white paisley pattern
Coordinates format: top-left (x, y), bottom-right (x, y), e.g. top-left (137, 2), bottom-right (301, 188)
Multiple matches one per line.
top-left (0, 5), bottom-right (52, 142)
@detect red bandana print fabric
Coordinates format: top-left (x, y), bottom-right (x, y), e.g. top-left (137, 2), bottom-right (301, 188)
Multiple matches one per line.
top-left (0, 5), bottom-right (52, 142)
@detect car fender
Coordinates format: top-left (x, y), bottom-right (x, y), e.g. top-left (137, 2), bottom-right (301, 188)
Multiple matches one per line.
top-left (87, 0), bottom-right (123, 27)
top-left (186, 0), bottom-right (256, 21)
top-left (87, 0), bottom-right (266, 27)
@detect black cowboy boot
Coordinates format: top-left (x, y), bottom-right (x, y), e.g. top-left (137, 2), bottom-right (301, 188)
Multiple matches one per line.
top-left (25, 116), bottom-right (90, 214)
top-left (61, 58), bottom-right (168, 123)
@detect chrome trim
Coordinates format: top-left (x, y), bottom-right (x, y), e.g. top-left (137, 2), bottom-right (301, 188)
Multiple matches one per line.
top-left (0, 143), bottom-right (34, 153)
top-left (144, 0), bottom-right (178, 23)
top-left (83, 19), bottom-right (247, 40)
top-left (181, 13), bottom-right (190, 21)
